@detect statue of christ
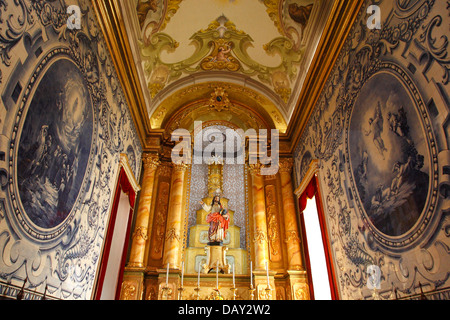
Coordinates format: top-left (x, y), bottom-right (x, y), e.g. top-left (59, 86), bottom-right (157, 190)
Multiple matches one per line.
top-left (199, 195), bottom-right (229, 245)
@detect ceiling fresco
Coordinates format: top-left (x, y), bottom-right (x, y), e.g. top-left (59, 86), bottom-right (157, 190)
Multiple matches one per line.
top-left (120, 0), bottom-right (332, 133)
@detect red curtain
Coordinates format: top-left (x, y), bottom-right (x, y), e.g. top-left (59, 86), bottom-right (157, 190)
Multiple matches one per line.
top-left (95, 167), bottom-right (136, 300)
top-left (118, 168), bottom-right (136, 208)
top-left (299, 178), bottom-right (317, 213)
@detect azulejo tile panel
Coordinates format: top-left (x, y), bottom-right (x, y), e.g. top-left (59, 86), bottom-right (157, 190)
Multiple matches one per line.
top-left (293, 0), bottom-right (450, 299)
top-left (0, 0), bottom-right (142, 299)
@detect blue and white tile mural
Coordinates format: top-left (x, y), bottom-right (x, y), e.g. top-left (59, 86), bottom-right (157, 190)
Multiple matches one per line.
top-left (18, 59), bottom-right (94, 230)
top-left (294, 0), bottom-right (450, 299)
top-left (0, 0), bottom-right (142, 299)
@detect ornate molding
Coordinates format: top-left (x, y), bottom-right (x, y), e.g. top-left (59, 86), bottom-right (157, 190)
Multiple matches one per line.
top-left (294, 159), bottom-right (319, 198)
top-left (140, 15), bottom-right (302, 103)
top-left (208, 86), bottom-right (232, 112)
top-left (286, 0), bottom-right (364, 153)
top-left (120, 154), bottom-right (141, 193)
top-left (92, 0), bottom-right (151, 149)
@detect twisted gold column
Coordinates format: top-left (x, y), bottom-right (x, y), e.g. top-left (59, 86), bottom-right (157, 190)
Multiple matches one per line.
top-left (162, 162), bottom-right (188, 269)
top-left (127, 153), bottom-right (160, 268)
top-left (279, 158), bottom-right (303, 270)
top-left (249, 163), bottom-right (269, 271)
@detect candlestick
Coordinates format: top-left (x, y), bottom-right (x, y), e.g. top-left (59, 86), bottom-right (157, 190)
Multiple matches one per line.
top-left (216, 259), bottom-right (219, 289)
top-left (230, 287), bottom-right (237, 300)
top-left (197, 261), bottom-right (201, 287)
top-left (178, 287), bottom-right (184, 300)
top-left (181, 261), bottom-right (184, 287)
top-left (194, 286), bottom-right (200, 300)
top-left (166, 262), bottom-right (169, 286)
top-left (232, 263), bottom-right (235, 287)
top-left (249, 284), bottom-right (255, 301)
top-left (250, 261), bottom-right (253, 287)
top-left (265, 286), bottom-right (272, 300)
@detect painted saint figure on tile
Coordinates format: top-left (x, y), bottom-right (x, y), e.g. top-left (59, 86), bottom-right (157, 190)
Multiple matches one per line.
top-left (349, 72), bottom-right (429, 237)
top-left (17, 59), bottom-right (93, 230)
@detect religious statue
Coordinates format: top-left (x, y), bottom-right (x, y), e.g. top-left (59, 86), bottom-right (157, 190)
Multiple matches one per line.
top-left (199, 195), bottom-right (229, 245)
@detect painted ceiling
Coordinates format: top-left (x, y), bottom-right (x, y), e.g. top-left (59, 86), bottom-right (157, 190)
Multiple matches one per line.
top-left (120, 0), bottom-right (332, 133)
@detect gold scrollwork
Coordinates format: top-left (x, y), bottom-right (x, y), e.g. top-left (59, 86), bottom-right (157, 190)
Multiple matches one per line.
top-left (165, 228), bottom-right (180, 242)
top-left (265, 186), bottom-right (281, 260)
top-left (293, 283), bottom-right (310, 300)
top-left (133, 226), bottom-right (148, 241)
top-left (151, 182), bottom-right (170, 259)
top-left (285, 230), bottom-right (300, 243)
top-left (253, 228), bottom-right (268, 244)
top-left (121, 281), bottom-right (137, 300)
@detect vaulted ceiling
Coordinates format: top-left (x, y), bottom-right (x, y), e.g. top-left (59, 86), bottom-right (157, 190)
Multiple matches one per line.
top-left (92, 0), bottom-right (363, 153)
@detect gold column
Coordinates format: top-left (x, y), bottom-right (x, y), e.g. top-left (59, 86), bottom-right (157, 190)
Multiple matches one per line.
top-left (249, 163), bottom-right (269, 271)
top-left (208, 162), bottom-right (223, 196)
top-left (162, 162), bottom-right (188, 269)
top-left (128, 153), bottom-right (160, 268)
top-left (279, 158), bottom-right (303, 270)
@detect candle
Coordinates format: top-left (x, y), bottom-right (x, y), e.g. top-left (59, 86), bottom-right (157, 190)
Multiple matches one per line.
top-left (197, 262), bottom-right (201, 287)
top-left (250, 261), bottom-right (253, 287)
top-left (216, 260), bottom-right (219, 289)
top-left (166, 263), bottom-right (169, 286)
top-left (181, 261), bottom-right (184, 287)
top-left (265, 261), bottom-right (270, 288)
top-left (232, 263), bottom-right (235, 287)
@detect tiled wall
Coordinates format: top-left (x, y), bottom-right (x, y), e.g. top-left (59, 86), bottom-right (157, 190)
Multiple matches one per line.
top-left (0, 0), bottom-right (142, 299)
top-left (293, 0), bottom-right (450, 299)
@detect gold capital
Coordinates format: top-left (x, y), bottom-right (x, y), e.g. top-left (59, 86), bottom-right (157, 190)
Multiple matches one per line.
top-left (248, 163), bottom-right (262, 176)
top-left (279, 158), bottom-right (294, 174)
top-left (142, 153), bottom-right (161, 170)
top-left (172, 162), bottom-right (189, 172)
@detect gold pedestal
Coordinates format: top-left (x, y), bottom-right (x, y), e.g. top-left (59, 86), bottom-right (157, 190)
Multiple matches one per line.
top-left (202, 245), bottom-right (230, 274)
